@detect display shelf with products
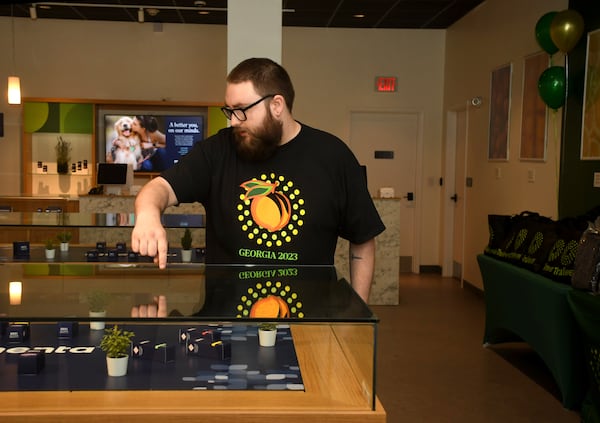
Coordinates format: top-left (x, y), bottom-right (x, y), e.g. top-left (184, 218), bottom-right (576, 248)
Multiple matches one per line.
top-left (0, 262), bottom-right (384, 422)
top-left (0, 211), bottom-right (205, 259)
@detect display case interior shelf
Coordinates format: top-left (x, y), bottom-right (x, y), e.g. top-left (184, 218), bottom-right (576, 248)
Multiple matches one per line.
top-left (28, 133), bottom-right (93, 197)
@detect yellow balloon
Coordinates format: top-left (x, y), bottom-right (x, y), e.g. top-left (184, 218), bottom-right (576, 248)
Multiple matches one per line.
top-left (550, 9), bottom-right (585, 53)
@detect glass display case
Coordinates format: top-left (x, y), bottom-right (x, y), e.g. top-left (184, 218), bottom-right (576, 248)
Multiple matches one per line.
top-left (0, 213), bottom-right (384, 422)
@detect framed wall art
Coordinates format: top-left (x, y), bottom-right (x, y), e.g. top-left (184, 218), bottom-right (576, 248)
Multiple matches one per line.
top-left (520, 52), bottom-right (549, 161)
top-left (488, 63), bottom-right (512, 161)
top-left (581, 28), bottom-right (600, 160)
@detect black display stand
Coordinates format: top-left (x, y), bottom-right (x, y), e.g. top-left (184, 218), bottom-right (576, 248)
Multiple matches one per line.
top-left (0, 323), bottom-right (303, 392)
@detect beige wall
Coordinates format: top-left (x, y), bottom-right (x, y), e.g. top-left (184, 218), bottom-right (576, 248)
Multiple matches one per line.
top-left (283, 27), bottom-right (445, 267)
top-left (443, 0), bottom-right (568, 288)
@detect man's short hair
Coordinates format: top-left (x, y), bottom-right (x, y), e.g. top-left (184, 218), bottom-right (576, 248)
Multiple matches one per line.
top-left (227, 58), bottom-right (295, 112)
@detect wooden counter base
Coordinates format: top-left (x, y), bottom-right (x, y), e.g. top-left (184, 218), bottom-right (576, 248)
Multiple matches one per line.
top-left (0, 325), bottom-right (386, 422)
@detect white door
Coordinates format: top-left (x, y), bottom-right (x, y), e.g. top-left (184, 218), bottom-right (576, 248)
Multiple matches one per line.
top-left (350, 111), bottom-right (421, 272)
top-left (452, 109), bottom-right (467, 281)
top-left (442, 107), bottom-right (468, 281)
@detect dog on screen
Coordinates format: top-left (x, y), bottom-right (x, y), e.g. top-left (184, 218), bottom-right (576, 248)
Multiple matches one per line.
top-left (109, 116), bottom-right (141, 170)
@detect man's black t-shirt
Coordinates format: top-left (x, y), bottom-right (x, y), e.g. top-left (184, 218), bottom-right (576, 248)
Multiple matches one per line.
top-left (161, 123), bottom-right (385, 265)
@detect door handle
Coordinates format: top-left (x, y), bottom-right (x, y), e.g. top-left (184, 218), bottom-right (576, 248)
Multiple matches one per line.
top-left (450, 194), bottom-right (458, 202)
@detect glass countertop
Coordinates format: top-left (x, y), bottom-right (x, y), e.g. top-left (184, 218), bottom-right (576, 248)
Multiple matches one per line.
top-left (0, 212), bottom-right (204, 228)
top-left (0, 264), bottom-right (376, 324)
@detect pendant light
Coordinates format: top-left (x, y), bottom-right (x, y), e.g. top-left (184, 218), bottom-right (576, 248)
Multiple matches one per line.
top-left (8, 77), bottom-right (21, 105)
top-left (8, 5), bottom-right (21, 105)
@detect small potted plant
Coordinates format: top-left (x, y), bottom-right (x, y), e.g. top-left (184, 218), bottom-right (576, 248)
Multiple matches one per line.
top-left (55, 136), bottom-right (71, 175)
top-left (57, 231), bottom-right (72, 252)
top-left (87, 290), bottom-right (110, 330)
top-left (44, 238), bottom-right (56, 260)
top-left (258, 322), bottom-right (277, 347)
top-left (180, 228), bottom-right (193, 263)
top-left (100, 325), bottom-right (135, 377)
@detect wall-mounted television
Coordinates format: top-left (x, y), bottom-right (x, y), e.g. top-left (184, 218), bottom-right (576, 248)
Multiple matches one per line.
top-left (96, 106), bottom-right (208, 173)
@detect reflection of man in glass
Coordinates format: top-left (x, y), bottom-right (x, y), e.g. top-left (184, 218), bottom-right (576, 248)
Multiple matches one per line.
top-left (131, 266), bottom-right (368, 319)
top-left (132, 115), bottom-right (167, 171)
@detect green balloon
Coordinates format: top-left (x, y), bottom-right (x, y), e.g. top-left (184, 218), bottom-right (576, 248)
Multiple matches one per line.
top-left (535, 11), bottom-right (559, 55)
top-left (538, 66), bottom-right (566, 110)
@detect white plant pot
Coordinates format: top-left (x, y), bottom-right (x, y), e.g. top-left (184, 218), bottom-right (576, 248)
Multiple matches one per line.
top-left (45, 249), bottom-right (56, 260)
top-left (106, 355), bottom-right (128, 377)
top-left (258, 328), bottom-right (277, 347)
top-left (60, 242), bottom-right (69, 252)
top-left (181, 249), bottom-right (193, 263)
top-left (89, 310), bottom-right (106, 331)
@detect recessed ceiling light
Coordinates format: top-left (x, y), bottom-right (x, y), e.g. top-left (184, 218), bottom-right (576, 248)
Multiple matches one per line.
top-left (146, 8), bottom-right (159, 17)
top-left (198, 11), bottom-right (210, 15)
top-left (39, 4), bottom-right (51, 9)
top-left (353, 14), bottom-right (365, 18)
top-left (194, 1), bottom-right (207, 6)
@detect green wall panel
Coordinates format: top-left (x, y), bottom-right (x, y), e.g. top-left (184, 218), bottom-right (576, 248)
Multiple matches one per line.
top-left (560, 1), bottom-right (600, 218)
top-left (23, 102), bottom-right (50, 133)
top-left (24, 102), bottom-right (93, 134)
top-left (208, 106), bottom-right (227, 137)
top-left (60, 103), bottom-right (93, 134)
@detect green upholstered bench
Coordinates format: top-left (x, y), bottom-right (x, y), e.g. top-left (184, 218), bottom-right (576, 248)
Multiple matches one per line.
top-left (568, 290), bottom-right (600, 422)
top-left (477, 253), bottom-right (587, 409)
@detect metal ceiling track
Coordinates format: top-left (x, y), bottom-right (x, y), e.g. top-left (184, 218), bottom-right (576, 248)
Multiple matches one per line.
top-left (31, 2), bottom-right (295, 13)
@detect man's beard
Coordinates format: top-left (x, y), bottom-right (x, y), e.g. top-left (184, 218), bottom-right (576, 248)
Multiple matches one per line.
top-left (233, 111), bottom-right (283, 162)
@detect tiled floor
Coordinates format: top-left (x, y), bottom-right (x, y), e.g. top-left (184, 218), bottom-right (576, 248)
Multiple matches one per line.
top-left (371, 273), bottom-right (581, 422)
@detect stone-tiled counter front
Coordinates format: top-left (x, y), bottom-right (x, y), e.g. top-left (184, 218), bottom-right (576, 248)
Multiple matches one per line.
top-left (79, 196), bottom-right (399, 305)
top-left (334, 198), bottom-right (400, 305)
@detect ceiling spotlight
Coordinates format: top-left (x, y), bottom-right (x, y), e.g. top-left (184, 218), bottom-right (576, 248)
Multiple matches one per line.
top-left (194, 1), bottom-right (207, 6)
top-left (146, 8), bottom-right (159, 17)
top-left (29, 4), bottom-right (37, 20)
top-left (198, 11), bottom-right (210, 15)
top-left (137, 8), bottom-right (144, 23)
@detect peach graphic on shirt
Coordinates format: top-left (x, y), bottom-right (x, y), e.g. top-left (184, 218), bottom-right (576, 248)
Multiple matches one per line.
top-left (249, 295), bottom-right (290, 318)
top-left (241, 180), bottom-right (291, 232)
top-left (237, 174), bottom-right (305, 248)
top-left (236, 280), bottom-right (304, 319)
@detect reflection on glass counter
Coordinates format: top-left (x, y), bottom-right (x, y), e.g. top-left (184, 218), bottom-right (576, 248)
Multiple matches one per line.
top-left (0, 264), bottom-right (374, 323)
top-left (0, 245), bottom-right (206, 264)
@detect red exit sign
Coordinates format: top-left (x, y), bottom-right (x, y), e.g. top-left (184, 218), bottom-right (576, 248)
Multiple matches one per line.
top-left (375, 76), bottom-right (397, 92)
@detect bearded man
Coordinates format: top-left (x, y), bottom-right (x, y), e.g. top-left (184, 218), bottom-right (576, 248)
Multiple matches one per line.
top-left (131, 58), bottom-right (385, 304)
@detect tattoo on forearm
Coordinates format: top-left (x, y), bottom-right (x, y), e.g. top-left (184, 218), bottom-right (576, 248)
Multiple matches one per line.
top-left (351, 254), bottom-right (363, 261)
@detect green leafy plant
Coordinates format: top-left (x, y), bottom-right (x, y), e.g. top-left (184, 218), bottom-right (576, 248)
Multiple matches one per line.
top-left (44, 238), bottom-right (56, 250)
top-left (181, 228), bottom-right (193, 250)
top-left (258, 322), bottom-right (277, 331)
top-left (87, 290), bottom-right (110, 312)
top-left (57, 231), bottom-right (72, 243)
top-left (100, 325), bottom-right (135, 358)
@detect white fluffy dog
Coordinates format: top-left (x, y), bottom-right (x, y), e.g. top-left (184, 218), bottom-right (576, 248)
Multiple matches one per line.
top-left (111, 116), bottom-right (141, 169)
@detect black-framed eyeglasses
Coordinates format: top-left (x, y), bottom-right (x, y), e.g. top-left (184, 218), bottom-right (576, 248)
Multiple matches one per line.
top-left (220, 94), bottom-right (275, 121)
